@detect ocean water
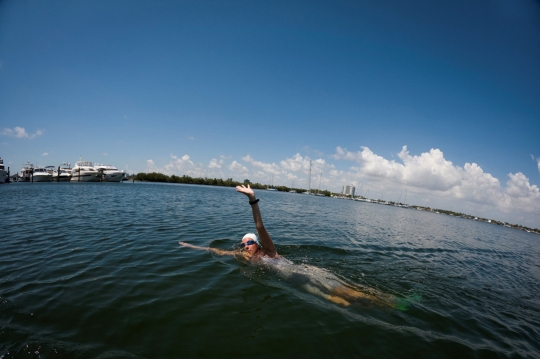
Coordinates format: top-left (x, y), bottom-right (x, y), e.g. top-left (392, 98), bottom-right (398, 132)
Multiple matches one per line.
top-left (0, 182), bottom-right (539, 359)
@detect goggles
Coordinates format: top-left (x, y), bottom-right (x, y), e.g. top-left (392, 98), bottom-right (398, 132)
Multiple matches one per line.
top-left (240, 240), bottom-right (257, 248)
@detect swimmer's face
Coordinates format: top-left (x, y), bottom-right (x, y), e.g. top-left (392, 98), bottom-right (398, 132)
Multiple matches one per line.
top-left (241, 238), bottom-right (260, 255)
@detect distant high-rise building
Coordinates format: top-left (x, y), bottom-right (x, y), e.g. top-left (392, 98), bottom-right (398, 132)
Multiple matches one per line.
top-left (342, 185), bottom-right (355, 197)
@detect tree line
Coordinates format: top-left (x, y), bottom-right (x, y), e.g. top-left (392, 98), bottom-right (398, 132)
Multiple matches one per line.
top-left (132, 172), bottom-right (332, 196)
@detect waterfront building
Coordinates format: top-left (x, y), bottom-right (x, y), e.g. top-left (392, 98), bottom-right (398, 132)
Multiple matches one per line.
top-left (342, 185), bottom-right (355, 197)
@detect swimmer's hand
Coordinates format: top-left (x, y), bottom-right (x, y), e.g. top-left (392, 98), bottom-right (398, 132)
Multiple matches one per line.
top-left (236, 184), bottom-right (255, 200)
top-left (179, 241), bottom-right (235, 256)
top-left (179, 241), bottom-right (206, 250)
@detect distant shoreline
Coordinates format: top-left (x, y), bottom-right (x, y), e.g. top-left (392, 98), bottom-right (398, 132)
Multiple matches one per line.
top-left (131, 172), bottom-right (540, 234)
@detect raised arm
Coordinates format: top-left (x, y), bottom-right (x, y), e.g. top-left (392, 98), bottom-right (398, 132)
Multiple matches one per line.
top-left (178, 241), bottom-right (235, 256)
top-left (235, 185), bottom-right (278, 257)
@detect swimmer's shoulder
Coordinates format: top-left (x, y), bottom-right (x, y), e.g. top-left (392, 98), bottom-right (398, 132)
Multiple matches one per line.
top-left (261, 248), bottom-right (279, 258)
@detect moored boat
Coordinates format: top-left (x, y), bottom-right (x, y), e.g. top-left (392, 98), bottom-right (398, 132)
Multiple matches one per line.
top-left (94, 164), bottom-right (125, 182)
top-left (71, 159), bottom-right (100, 182)
top-left (32, 167), bottom-right (53, 182)
top-left (51, 163), bottom-right (72, 182)
top-left (0, 157), bottom-right (8, 183)
top-left (19, 161), bottom-right (34, 182)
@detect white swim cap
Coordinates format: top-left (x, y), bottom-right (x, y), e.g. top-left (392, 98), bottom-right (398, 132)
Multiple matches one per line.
top-left (242, 233), bottom-right (262, 249)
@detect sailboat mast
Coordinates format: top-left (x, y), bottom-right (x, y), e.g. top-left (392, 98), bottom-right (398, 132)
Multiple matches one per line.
top-left (307, 160), bottom-right (312, 193)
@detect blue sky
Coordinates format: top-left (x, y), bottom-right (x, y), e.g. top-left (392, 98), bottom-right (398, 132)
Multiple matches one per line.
top-left (1, 0), bottom-right (539, 227)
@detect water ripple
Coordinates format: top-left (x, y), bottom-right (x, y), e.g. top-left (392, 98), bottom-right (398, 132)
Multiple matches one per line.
top-left (0, 183), bottom-right (539, 358)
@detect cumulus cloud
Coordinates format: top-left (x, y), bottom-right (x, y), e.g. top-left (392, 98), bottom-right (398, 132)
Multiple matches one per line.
top-left (242, 155), bottom-right (281, 175)
top-left (42, 152), bottom-right (48, 156)
top-left (208, 158), bottom-right (223, 169)
top-left (140, 146), bottom-right (540, 226)
top-left (146, 159), bottom-right (156, 172)
top-left (398, 146), bottom-right (463, 191)
top-left (331, 145), bottom-right (540, 225)
top-left (280, 153), bottom-right (311, 172)
top-left (165, 154), bottom-right (193, 171)
top-left (530, 155), bottom-right (540, 173)
top-left (333, 146), bottom-right (463, 191)
top-left (505, 172), bottom-right (540, 204)
top-left (441, 162), bottom-right (502, 210)
top-left (1, 127), bottom-right (43, 139)
top-left (229, 160), bottom-right (249, 173)
top-left (161, 153), bottom-right (213, 177)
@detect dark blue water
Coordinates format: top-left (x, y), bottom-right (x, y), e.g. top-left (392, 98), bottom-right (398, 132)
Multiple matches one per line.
top-left (1, 182), bottom-right (539, 358)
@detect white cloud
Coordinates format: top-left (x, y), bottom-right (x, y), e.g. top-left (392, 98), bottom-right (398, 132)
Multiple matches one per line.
top-left (505, 172), bottom-right (540, 206)
top-left (1, 127), bottom-right (43, 139)
top-left (162, 153), bottom-right (210, 177)
top-left (530, 154), bottom-right (540, 174)
top-left (42, 152), bottom-right (48, 156)
top-left (237, 153), bottom-right (334, 188)
top-left (146, 159), bottom-right (156, 172)
top-left (331, 145), bottom-right (540, 226)
top-left (450, 162), bottom-right (502, 206)
top-left (333, 146), bottom-right (462, 191)
top-left (229, 160), bottom-right (249, 173)
top-left (280, 153), bottom-right (311, 172)
top-left (165, 154), bottom-right (193, 170)
top-left (102, 152), bottom-right (108, 157)
top-left (242, 155), bottom-right (281, 175)
top-left (188, 136), bottom-right (195, 140)
top-left (139, 146), bottom-right (540, 227)
top-left (398, 146), bottom-right (463, 191)
top-left (208, 158), bottom-right (222, 169)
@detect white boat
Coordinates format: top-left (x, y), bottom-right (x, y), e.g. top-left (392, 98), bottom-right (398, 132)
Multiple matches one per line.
top-left (18, 161), bottom-right (34, 182)
top-left (71, 159), bottom-right (100, 182)
top-left (50, 163), bottom-right (72, 182)
top-left (0, 157), bottom-right (8, 184)
top-left (32, 167), bottom-right (53, 182)
top-left (94, 164), bottom-right (125, 182)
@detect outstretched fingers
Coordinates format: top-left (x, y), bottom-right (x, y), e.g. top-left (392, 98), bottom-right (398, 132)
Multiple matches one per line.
top-left (236, 184), bottom-right (254, 196)
top-left (179, 241), bottom-right (195, 248)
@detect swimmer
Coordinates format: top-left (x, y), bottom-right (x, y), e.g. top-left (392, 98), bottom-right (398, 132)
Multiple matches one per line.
top-left (179, 184), bottom-right (277, 261)
top-left (179, 185), bottom-right (410, 309)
